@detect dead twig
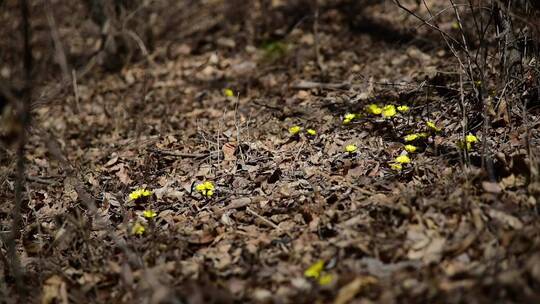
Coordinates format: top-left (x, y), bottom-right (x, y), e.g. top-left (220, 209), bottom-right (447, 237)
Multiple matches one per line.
top-left (246, 207), bottom-right (282, 232)
top-left (147, 147), bottom-right (210, 159)
top-left (313, 0), bottom-right (326, 76)
top-left (26, 175), bottom-right (59, 185)
top-left (45, 0), bottom-right (70, 81)
top-left (291, 80), bottom-right (350, 90)
top-left (7, 0), bottom-right (33, 296)
top-left (71, 69), bottom-right (81, 114)
top-left (212, 197), bottom-right (253, 216)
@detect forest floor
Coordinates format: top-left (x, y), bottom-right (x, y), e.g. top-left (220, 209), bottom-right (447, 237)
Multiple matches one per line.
top-left (1, 1), bottom-right (540, 303)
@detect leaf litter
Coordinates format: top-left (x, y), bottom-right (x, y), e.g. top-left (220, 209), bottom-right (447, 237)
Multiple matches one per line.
top-left (0, 1), bottom-right (540, 303)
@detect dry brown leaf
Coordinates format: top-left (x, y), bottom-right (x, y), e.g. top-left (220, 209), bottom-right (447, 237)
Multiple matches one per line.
top-left (334, 276), bottom-right (378, 304)
top-left (407, 225), bottom-right (446, 264)
top-left (154, 185), bottom-right (184, 200)
top-left (104, 153), bottom-right (119, 167)
top-left (500, 174), bottom-right (526, 190)
top-left (187, 230), bottom-right (215, 245)
top-left (482, 181), bottom-right (502, 194)
top-left (487, 208), bottom-right (523, 230)
top-left (41, 275), bottom-right (68, 304)
top-left (222, 142), bottom-right (236, 161)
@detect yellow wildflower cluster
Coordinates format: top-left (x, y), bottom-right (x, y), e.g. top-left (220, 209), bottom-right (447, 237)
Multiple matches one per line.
top-left (395, 155), bottom-right (411, 164)
top-left (345, 144), bottom-right (358, 153)
top-left (288, 125), bottom-right (317, 137)
top-left (404, 132), bottom-right (429, 142)
top-left (458, 133), bottom-right (479, 151)
top-left (129, 188), bottom-right (152, 201)
top-left (365, 104), bottom-right (410, 118)
top-left (382, 105), bottom-right (396, 118)
top-left (131, 222), bottom-right (146, 235)
top-left (126, 188), bottom-right (155, 235)
top-left (304, 260), bottom-right (334, 286)
top-left (390, 154), bottom-right (411, 171)
top-left (196, 181), bottom-right (215, 197)
top-left (404, 144), bottom-right (418, 153)
top-left (466, 134), bottom-right (478, 143)
top-left (223, 88), bottom-right (234, 97)
top-left (342, 113), bottom-right (357, 124)
top-left (142, 210), bottom-right (157, 219)
top-left (366, 104), bottom-right (383, 115)
top-left (389, 163), bottom-right (403, 171)
top-left (397, 105), bottom-right (410, 112)
top-left (426, 121), bottom-right (442, 132)
top-left (289, 125), bottom-right (302, 135)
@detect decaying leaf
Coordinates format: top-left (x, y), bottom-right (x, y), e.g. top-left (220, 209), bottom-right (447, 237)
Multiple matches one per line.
top-left (334, 276), bottom-right (378, 304)
top-left (41, 275), bottom-right (68, 304)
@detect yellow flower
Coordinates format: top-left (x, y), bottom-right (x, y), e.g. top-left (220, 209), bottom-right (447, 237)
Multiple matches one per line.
top-left (404, 145), bottom-right (418, 153)
top-left (142, 210), bottom-right (157, 219)
top-left (390, 163), bottom-right (403, 171)
top-left (426, 121), bottom-right (442, 132)
top-left (223, 88), bottom-right (234, 97)
top-left (289, 125), bottom-right (302, 135)
top-left (397, 105), bottom-right (410, 113)
top-left (129, 188), bottom-right (152, 201)
top-left (395, 154), bottom-right (411, 164)
top-left (404, 132), bottom-right (429, 142)
top-left (458, 134), bottom-right (479, 151)
top-left (195, 181), bottom-right (215, 197)
top-left (304, 260), bottom-right (334, 285)
top-left (345, 144), bottom-right (358, 153)
top-left (318, 273), bottom-right (334, 286)
top-left (304, 260), bottom-right (325, 279)
top-left (466, 134), bottom-right (478, 143)
top-left (131, 222), bottom-right (145, 235)
top-left (388, 153), bottom-right (412, 171)
top-left (342, 113), bottom-right (356, 124)
top-left (404, 134), bottom-right (419, 142)
top-left (344, 113), bottom-right (356, 121)
top-left (381, 105), bottom-right (397, 118)
top-left (306, 129), bottom-right (317, 136)
top-left (366, 104), bottom-right (382, 115)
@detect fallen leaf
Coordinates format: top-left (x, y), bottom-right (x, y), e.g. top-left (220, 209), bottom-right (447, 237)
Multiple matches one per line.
top-left (187, 230), bottom-right (215, 245)
top-left (114, 164), bottom-right (132, 185)
top-left (407, 225), bottom-right (446, 264)
top-left (487, 208), bottom-right (523, 229)
top-left (482, 181), bottom-right (502, 194)
top-left (154, 185), bottom-right (184, 200)
top-left (41, 275), bottom-right (68, 304)
top-left (334, 276), bottom-right (377, 304)
top-left (222, 142), bottom-right (236, 161)
top-left (104, 153), bottom-right (119, 167)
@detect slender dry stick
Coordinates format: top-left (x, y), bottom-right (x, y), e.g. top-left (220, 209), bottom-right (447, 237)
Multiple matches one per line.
top-left (395, 0), bottom-right (464, 49)
top-left (521, 4), bottom-right (539, 185)
top-left (125, 29), bottom-right (156, 66)
top-left (418, 0), bottom-right (470, 80)
top-left (45, 0), bottom-right (70, 80)
top-left (449, 0), bottom-right (480, 99)
top-left (234, 92), bottom-right (246, 163)
top-left (246, 207), bottom-right (279, 230)
top-left (7, 0), bottom-right (33, 296)
top-left (448, 0), bottom-right (489, 172)
top-left (313, 0), bottom-right (326, 76)
top-left (72, 69), bottom-right (81, 114)
top-left (459, 72), bottom-right (469, 167)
